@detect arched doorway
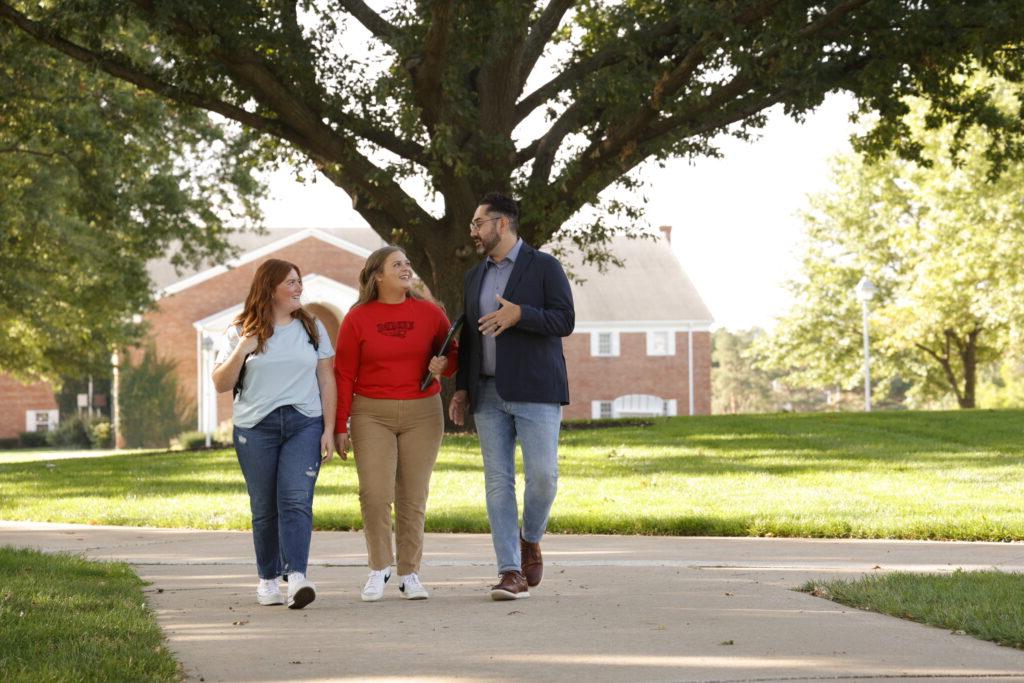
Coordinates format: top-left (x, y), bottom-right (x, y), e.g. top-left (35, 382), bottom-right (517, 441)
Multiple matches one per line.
top-left (306, 303), bottom-right (341, 348)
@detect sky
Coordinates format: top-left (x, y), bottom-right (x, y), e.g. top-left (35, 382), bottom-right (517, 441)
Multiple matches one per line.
top-left (260, 93), bottom-right (860, 331)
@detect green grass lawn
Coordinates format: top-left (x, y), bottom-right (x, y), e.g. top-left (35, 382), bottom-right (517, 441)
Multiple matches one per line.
top-left (803, 570), bottom-right (1024, 649)
top-left (0, 447), bottom-right (163, 465)
top-left (1, 409), bottom-right (1023, 539)
top-left (0, 546), bottom-right (179, 682)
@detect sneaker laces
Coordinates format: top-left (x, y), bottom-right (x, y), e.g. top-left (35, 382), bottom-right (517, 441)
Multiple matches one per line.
top-left (401, 573), bottom-right (423, 592)
top-left (363, 568), bottom-right (389, 593)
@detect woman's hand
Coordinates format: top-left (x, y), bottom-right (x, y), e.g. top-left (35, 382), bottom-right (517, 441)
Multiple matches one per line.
top-left (238, 333), bottom-right (258, 355)
top-left (334, 433), bottom-right (350, 461)
top-left (427, 355), bottom-right (448, 377)
top-left (320, 432), bottom-right (335, 462)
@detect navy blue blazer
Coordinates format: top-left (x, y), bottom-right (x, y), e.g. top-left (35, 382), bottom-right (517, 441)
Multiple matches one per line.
top-left (456, 242), bottom-right (575, 412)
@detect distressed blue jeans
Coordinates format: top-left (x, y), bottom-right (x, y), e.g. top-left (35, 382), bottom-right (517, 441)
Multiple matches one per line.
top-left (233, 405), bottom-right (322, 579)
top-left (473, 378), bottom-right (560, 574)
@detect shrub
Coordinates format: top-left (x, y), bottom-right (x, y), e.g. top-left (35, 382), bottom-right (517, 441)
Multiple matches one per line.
top-left (174, 430), bottom-right (228, 450)
top-left (119, 345), bottom-right (191, 449)
top-left (46, 416), bottom-right (93, 449)
top-left (0, 437), bottom-right (19, 449)
top-left (19, 431), bottom-right (48, 448)
top-left (214, 420), bottom-right (233, 445)
top-left (176, 431), bottom-right (209, 450)
top-left (89, 420), bottom-right (112, 449)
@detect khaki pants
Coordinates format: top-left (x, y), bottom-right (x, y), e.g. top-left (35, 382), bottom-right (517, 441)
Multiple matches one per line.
top-left (350, 394), bottom-right (443, 575)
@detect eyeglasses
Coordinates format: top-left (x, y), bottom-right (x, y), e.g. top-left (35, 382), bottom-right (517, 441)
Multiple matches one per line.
top-left (469, 216), bottom-right (501, 233)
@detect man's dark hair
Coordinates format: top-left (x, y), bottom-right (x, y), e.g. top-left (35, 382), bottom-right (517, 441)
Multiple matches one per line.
top-left (480, 191), bottom-right (519, 232)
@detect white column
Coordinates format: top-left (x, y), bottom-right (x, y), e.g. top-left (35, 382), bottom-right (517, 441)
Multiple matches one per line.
top-left (196, 332), bottom-right (218, 435)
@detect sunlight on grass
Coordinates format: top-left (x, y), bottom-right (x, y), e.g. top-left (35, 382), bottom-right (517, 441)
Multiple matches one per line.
top-left (803, 570), bottom-right (1024, 649)
top-left (1, 409), bottom-right (1023, 539)
top-left (0, 546), bottom-right (179, 681)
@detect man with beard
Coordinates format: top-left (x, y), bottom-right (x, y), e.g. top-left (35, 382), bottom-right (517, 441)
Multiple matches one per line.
top-left (448, 192), bottom-right (575, 600)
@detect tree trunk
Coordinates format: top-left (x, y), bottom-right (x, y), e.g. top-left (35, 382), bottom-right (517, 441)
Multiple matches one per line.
top-left (416, 228), bottom-right (480, 433)
top-left (958, 329), bottom-right (979, 409)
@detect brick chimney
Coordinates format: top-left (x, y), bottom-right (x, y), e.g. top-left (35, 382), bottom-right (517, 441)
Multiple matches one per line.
top-left (659, 225), bottom-right (672, 244)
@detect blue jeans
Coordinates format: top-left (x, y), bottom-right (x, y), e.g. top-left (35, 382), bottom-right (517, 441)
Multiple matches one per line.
top-left (233, 405), bottom-right (323, 579)
top-left (473, 378), bottom-right (560, 574)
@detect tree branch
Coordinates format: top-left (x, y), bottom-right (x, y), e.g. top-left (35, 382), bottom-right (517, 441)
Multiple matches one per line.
top-left (0, 2), bottom-right (301, 145)
top-left (0, 146), bottom-right (75, 164)
top-left (408, 0), bottom-right (455, 132)
top-left (337, 0), bottom-right (399, 48)
top-left (517, 0), bottom-right (575, 92)
top-left (514, 17), bottom-right (681, 125)
top-left (1, 2), bottom-right (435, 236)
top-left (916, 338), bottom-right (964, 404)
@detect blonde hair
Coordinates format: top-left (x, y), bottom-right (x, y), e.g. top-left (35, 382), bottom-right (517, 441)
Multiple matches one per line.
top-left (353, 246), bottom-right (425, 308)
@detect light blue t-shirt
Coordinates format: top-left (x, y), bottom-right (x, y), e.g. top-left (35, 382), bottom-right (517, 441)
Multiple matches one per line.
top-left (214, 318), bottom-right (335, 428)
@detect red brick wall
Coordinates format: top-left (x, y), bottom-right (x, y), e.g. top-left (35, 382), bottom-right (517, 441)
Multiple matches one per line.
top-left (563, 330), bottom-right (711, 420)
top-left (0, 374), bottom-right (59, 439)
top-left (142, 236), bottom-right (368, 429)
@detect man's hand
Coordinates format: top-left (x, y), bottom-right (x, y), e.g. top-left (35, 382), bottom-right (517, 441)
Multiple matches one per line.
top-left (334, 433), bottom-right (350, 460)
top-left (478, 295), bottom-right (521, 337)
top-left (448, 389), bottom-right (468, 426)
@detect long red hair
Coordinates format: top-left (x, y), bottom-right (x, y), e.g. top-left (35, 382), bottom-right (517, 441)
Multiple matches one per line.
top-left (234, 259), bottom-right (319, 354)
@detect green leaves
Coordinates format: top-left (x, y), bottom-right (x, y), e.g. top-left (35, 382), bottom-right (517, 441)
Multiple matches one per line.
top-left (759, 77), bottom-right (1024, 408)
top-left (3, 0), bottom-right (1024, 346)
top-left (0, 27), bottom-right (264, 381)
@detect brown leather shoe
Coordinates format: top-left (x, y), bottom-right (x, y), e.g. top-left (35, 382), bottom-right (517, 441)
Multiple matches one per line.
top-left (520, 534), bottom-right (543, 587)
top-left (490, 570), bottom-right (530, 601)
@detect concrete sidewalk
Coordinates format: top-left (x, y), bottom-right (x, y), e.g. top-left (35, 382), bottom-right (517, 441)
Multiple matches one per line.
top-left (3, 521), bottom-right (1024, 682)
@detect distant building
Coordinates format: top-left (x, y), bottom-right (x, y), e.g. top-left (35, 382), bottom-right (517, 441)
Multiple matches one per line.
top-left (559, 228), bottom-right (713, 420)
top-left (0, 226), bottom-right (712, 439)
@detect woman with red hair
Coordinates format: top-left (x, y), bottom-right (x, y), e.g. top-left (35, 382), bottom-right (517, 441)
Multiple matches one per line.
top-left (212, 258), bottom-right (336, 609)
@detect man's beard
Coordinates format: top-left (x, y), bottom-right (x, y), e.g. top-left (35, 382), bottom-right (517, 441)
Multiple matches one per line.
top-left (474, 231), bottom-right (500, 255)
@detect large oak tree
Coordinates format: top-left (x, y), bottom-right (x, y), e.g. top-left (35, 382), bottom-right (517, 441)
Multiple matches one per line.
top-left (3, 1), bottom-right (1023, 317)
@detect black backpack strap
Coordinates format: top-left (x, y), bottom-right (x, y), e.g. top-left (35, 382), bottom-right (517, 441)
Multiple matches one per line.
top-left (233, 353), bottom-right (252, 398)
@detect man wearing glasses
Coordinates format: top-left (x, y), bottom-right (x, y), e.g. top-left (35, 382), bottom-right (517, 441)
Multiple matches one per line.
top-left (449, 191), bottom-right (575, 600)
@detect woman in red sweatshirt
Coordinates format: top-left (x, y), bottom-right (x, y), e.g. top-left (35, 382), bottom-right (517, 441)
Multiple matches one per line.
top-left (333, 245), bottom-right (458, 601)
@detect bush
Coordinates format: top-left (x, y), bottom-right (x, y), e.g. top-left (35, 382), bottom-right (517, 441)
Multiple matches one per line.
top-left (19, 431), bottom-right (48, 448)
top-left (89, 420), bottom-right (112, 449)
top-left (214, 420), bottom-right (233, 445)
top-left (119, 345), bottom-right (191, 448)
top-left (46, 416), bottom-right (93, 449)
top-left (176, 431), bottom-right (210, 450)
top-left (174, 430), bottom-right (228, 450)
top-left (0, 437), bottom-right (19, 449)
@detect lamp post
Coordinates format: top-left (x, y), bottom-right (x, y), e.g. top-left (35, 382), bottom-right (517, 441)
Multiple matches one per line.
top-left (110, 350), bottom-right (124, 448)
top-left (201, 335), bottom-right (215, 448)
top-left (854, 276), bottom-right (878, 412)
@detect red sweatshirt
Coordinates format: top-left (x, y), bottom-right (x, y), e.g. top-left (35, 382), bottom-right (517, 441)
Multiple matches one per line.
top-left (333, 297), bottom-right (458, 434)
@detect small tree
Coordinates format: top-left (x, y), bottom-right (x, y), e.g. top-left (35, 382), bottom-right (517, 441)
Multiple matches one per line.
top-left (119, 346), bottom-right (191, 448)
top-left (712, 329), bottom-right (776, 414)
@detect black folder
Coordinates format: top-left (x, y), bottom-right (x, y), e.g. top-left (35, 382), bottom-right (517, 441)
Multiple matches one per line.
top-left (420, 313), bottom-right (465, 391)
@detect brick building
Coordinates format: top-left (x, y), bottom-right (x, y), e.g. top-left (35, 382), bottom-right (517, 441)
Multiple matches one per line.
top-left (0, 226), bottom-right (711, 439)
top-left (560, 228), bottom-right (713, 420)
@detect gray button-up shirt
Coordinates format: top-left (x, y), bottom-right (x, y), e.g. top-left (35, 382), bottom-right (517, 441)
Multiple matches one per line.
top-left (479, 238), bottom-right (523, 376)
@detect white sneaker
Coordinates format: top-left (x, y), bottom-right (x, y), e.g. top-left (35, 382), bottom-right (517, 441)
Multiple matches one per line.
top-left (361, 568), bottom-right (391, 602)
top-left (256, 577), bottom-right (284, 606)
top-left (286, 572), bottom-right (316, 609)
top-left (398, 573), bottom-right (429, 600)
